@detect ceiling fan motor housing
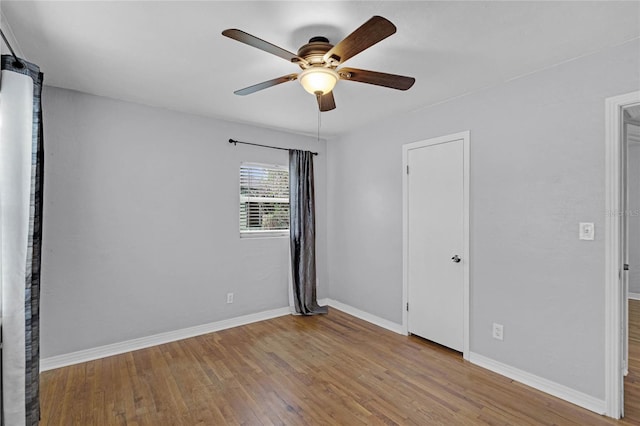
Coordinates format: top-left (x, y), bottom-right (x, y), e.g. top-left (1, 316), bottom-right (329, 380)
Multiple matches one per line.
top-left (297, 37), bottom-right (334, 67)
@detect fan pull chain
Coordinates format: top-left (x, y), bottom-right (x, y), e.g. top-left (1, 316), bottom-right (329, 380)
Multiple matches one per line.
top-left (317, 107), bottom-right (321, 143)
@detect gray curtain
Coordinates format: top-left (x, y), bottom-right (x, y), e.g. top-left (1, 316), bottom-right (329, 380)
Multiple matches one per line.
top-left (289, 150), bottom-right (327, 315)
top-left (1, 55), bottom-right (44, 426)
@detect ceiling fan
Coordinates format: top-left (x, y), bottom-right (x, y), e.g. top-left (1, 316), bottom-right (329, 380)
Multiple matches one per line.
top-left (222, 16), bottom-right (415, 112)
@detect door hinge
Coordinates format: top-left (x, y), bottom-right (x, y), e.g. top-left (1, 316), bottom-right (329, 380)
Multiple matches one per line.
top-left (406, 165), bottom-right (409, 174)
top-left (406, 302), bottom-right (409, 311)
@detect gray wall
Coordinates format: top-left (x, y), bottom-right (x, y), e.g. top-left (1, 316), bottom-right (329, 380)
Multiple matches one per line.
top-left (326, 39), bottom-right (640, 399)
top-left (41, 87), bottom-right (327, 357)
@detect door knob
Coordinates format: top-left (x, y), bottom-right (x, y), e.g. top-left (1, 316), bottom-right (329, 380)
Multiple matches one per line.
top-left (451, 255), bottom-right (461, 263)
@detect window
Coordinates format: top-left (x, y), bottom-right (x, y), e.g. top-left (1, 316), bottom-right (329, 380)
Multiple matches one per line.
top-left (239, 163), bottom-right (289, 237)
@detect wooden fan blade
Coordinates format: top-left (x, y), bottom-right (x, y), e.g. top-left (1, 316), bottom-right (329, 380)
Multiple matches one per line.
top-left (338, 67), bottom-right (415, 90)
top-left (234, 74), bottom-right (298, 96)
top-left (222, 29), bottom-right (304, 64)
top-left (323, 16), bottom-right (396, 65)
top-left (316, 91), bottom-right (336, 112)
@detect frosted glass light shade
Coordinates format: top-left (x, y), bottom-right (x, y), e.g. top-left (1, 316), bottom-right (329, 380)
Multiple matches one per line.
top-left (299, 67), bottom-right (339, 95)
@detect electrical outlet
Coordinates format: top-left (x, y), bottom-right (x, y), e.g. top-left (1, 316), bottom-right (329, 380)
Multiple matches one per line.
top-left (579, 222), bottom-right (594, 240)
top-left (226, 293), bottom-right (234, 304)
top-left (492, 323), bottom-right (504, 341)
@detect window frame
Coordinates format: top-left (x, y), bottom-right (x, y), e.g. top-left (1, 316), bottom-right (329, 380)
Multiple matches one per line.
top-left (239, 162), bottom-right (290, 239)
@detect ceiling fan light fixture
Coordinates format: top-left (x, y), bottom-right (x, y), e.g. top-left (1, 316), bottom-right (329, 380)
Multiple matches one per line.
top-left (299, 67), bottom-right (339, 95)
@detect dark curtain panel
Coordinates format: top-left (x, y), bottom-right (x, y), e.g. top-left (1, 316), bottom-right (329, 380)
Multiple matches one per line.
top-left (1, 55), bottom-right (44, 426)
top-left (289, 150), bottom-right (327, 315)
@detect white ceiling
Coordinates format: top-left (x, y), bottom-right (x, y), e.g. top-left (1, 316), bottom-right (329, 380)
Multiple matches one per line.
top-left (2, 1), bottom-right (639, 137)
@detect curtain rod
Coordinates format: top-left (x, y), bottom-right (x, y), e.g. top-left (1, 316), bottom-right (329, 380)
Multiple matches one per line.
top-left (229, 139), bottom-right (318, 156)
top-left (0, 27), bottom-right (25, 69)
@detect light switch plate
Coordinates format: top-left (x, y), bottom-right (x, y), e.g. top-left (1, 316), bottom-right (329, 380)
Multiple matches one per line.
top-left (579, 222), bottom-right (595, 240)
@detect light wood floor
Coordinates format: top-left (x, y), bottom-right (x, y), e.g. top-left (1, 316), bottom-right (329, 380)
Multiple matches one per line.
top-left (41, 303), bottom-right (640, 425)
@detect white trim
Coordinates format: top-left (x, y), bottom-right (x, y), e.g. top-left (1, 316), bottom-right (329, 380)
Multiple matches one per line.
top-left (240, 229), bottom-right (289, 239)
top-left (605, 91), bottom-right (640, 419)
top-left (462, 133), bottom-right (470, 361)
top-left (629, 292), bottom-right (640, 301)
top-left (41, 307), bottom-right (290, 371)
top-left (325, 299), bottom-right (404, 335)
top-left (402, 131), bottom-right (471, 360)
top-left (469, 352), bottom-right (606, 415)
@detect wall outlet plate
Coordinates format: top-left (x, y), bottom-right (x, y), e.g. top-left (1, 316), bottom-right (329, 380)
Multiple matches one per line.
top-left (492, 323), bottom-right (504, 341)
top-left (579, 222), bottom-right (595, 240)
top-left (226, 293), bottom-right (234, 304)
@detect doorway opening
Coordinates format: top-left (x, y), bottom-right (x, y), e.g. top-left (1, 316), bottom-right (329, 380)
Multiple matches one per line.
top-left (604, 91), bottom-right (640, 419)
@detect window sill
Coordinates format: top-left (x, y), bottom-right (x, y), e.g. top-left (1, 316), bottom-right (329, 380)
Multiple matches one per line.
top-left (240, 230), bottom-right (289, 239)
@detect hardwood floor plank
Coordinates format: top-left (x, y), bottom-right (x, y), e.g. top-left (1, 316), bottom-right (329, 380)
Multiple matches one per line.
top-left (41, 305), bottom-right (640, 425)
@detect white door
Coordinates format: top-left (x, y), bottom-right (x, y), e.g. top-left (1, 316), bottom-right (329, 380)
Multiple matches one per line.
top-left (407, 137), bottom-right (465, 351)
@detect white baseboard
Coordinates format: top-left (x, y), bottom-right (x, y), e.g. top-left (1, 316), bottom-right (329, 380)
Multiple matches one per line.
top-left (469, 352), bottom-right (606, 415)
top-left (629, 292), bottom-right (640, 300)
top-left (324, 298), bottom-right (404, 335)
top-left (40, 307), bottom-right (290, 371)
top-left (41, 299), bottom-right (402, 371)
top-left (323, 299), bottom-right (606, 416)
top-left (41, 298), bottom-right (605, 418)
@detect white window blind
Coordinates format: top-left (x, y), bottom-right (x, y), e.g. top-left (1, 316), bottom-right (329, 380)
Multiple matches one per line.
top-left (239, 163), bottom-right (289, 235)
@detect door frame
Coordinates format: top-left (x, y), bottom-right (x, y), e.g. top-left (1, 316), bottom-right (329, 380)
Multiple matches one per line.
top-left (605, 91), bottom-right (640, 419)
top-left (402, 131), bottom-right (470, 360)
